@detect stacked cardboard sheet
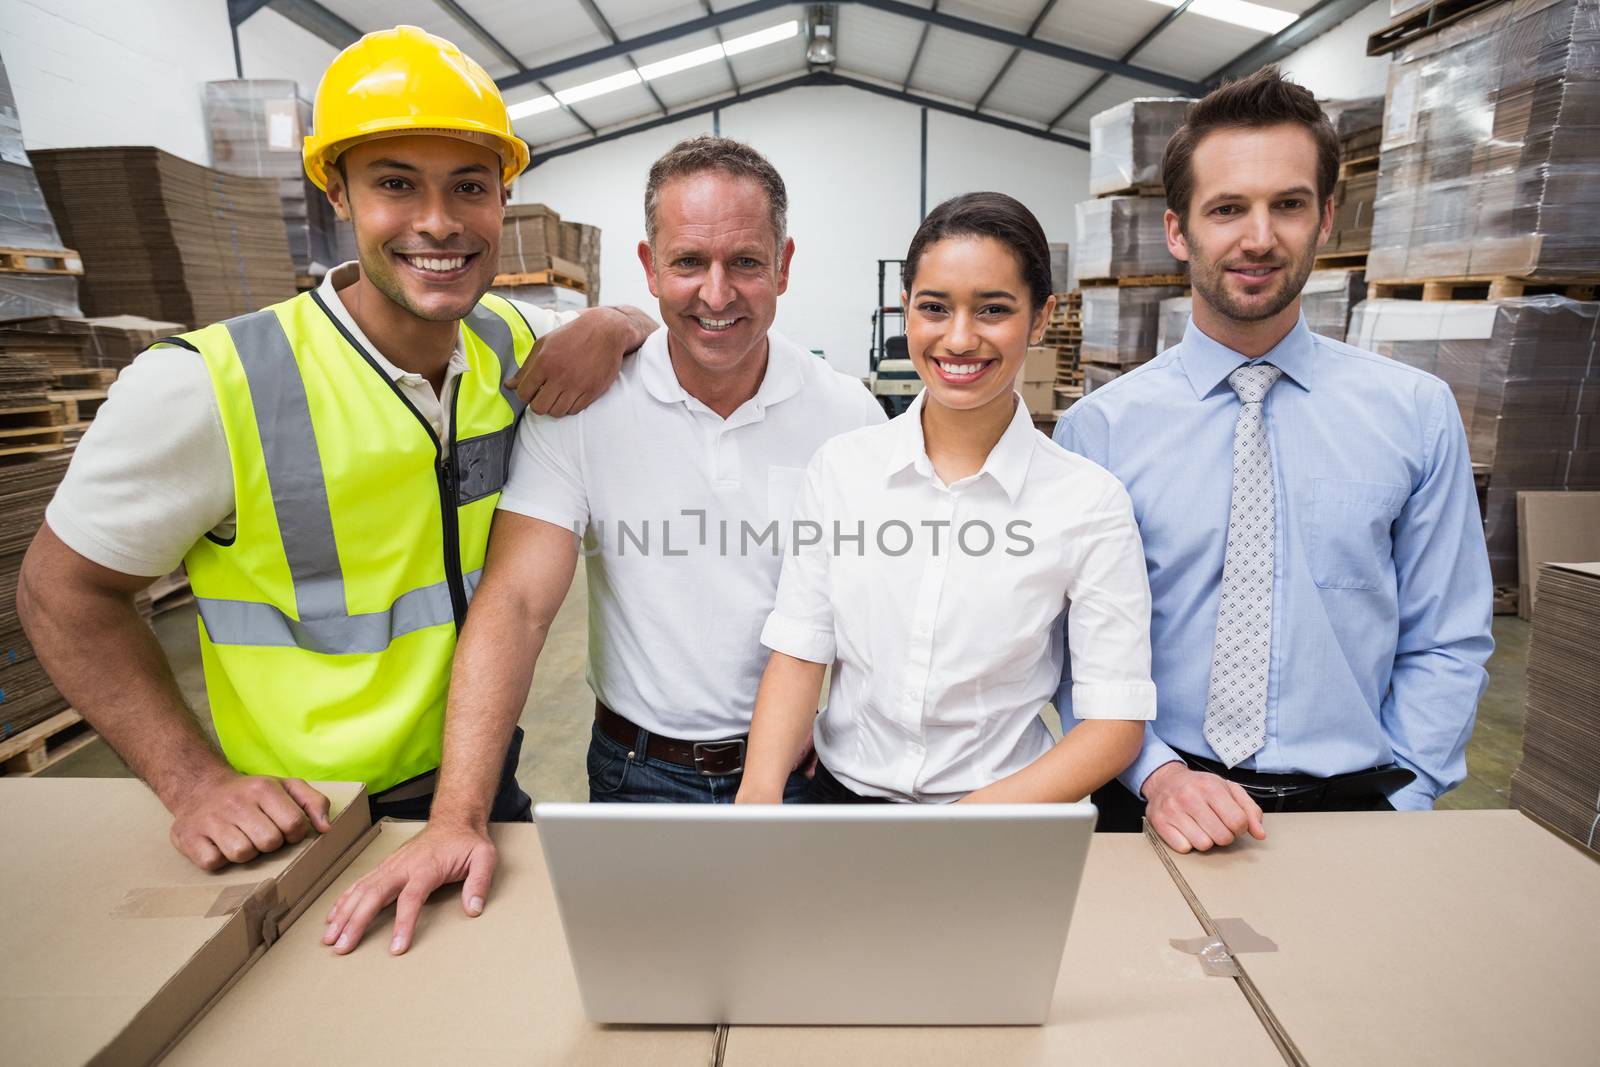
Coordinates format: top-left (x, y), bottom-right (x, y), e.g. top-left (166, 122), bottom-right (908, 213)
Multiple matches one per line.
top-left (31, 147), bottom-right (295, 326)
top-left (1367, 0), bottom-right (1600, 281)
top-left (0, 48), bottom-right (80, 322)
top-left (1300, 268), bottom-right (1365, 341)
top-left (1512, 561), bottom-right (1600, 856)
top-left (1347, 295), bottom-right (1600, 585)
top-left (1074, 196), bottom-right (1183, 280)
top-left (204, 80), bottom-right (356, 277)
top-left (1156, 295), bottom-right (1190, 353)
top-left (1081, 284), bottom-right (1186, 366)
top-left (0, 453), bottom-right (73, 737)
top-left (0, 314), bottom-right (187, 369)
top-left (1088, 98), bottom-right (1194, 196)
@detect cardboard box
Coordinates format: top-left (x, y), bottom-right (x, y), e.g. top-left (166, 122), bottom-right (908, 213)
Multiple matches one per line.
top-left (1018, 379), bottom-right (1055, 417)
top-left (0, 778), bottom-right (369, 1066)
top-left (166, 821), bottom-right (717, 1066)
top-left (1021, 344), bottom-right (1056, 382)
top-left (1516, 491), bottom-right (1600, 619)
top-left (1159, 811), bottom-right (1600, 1064)
top-left (723, 833), bottom-right (1282, 1065)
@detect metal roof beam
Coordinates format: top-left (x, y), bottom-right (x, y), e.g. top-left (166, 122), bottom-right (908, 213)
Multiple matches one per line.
top-left (527, 69), bottom-right (1088, 167)
top-left (499, 0), bottom-right (1203, 97)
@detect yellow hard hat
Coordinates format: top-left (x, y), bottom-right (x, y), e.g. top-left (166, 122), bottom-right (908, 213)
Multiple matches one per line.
top-left (303, 24), bottom-right (530, 191)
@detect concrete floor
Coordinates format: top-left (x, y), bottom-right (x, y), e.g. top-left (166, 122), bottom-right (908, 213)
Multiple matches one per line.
top-left (43, 570), bottom-right (1531, 810)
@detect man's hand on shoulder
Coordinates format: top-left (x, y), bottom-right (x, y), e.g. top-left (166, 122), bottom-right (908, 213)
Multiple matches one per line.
top-left (168, 770), bottom-right (333, 870)
top-left (1141, 760), bottom-right (1266, 854)
top-left (322, 819), bottom-right (497, 956)
top-left (509, 305), bottom-right (657, 416)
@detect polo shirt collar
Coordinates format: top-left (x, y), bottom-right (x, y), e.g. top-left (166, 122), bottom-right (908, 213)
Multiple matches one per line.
top-left (884, 389), bottom-right (1036, 503)
top-left (639, 327), bottom-right (805, 414)
top-left (1179, 312), bottom-right (1316, 400)
top-left (319, 261), bottom-right (467, 383)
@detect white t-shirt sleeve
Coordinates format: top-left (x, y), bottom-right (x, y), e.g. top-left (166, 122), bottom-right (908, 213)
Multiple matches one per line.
top-left (1060, 477), bottom-right (1158, 720)
top-left (760, 452), bottom-right (836, 664)
top-left (857, 380), bottom-right (889, 427)
top-left (504, 297), bottom-right (581, 337)
top-left (497, 409), bottom-right (589, 533)
top-left (44, 346), bottom-right (235, 577)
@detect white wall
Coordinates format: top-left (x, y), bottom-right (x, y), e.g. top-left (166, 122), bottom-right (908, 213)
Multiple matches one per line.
top-left (523, 85), bottom-right (1089, 377)
top-left (1277, 0), bottom-right (1393, 101)
top-left (1, 0), bottom-right (339, 165)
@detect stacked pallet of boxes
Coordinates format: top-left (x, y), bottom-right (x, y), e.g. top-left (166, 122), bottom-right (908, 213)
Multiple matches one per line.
top-left (493, 204), bottom-right (600, 312)
top-left (1511, 561), bottom-right (1600, 857)
top-left (204, 80), bottom-right (357, 283)
top-left (0, 50), bottom-right (82, 323)
top-left (32, 147), bottom-right (296, 325)
top-left (1076, 98), bottom-right (1192, 394)
top-left (1045, 288), bottom-right (1082, 421)
top-left (1354, 0), bottom-right (1600, 612)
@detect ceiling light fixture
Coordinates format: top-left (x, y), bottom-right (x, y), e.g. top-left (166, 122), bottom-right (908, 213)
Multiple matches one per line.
top-left (507, 20), bottom-right (801, 121)
top-left (1146, 0), bottom-right (1297, 34)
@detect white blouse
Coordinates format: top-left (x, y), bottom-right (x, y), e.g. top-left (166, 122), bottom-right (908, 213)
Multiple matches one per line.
top-left (761, 391), bottom-right (1157, 802)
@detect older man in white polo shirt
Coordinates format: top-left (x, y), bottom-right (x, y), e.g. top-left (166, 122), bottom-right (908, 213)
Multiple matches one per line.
top-left (320, 136), bottom-right (883, 951)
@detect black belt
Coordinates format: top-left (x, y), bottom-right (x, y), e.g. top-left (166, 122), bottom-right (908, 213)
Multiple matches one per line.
top-left (1174, 750), bottom-right (1415, 811)
top-left (596, 702), bottom-right (747, 776)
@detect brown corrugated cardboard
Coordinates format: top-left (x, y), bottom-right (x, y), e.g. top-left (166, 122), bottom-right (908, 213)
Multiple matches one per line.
top-left (166, 821), bottom-right (717, 1066)
top-left (1021, 344), bottom-right (1056, 382)
top-left (721, 834), bottom-right (1281, 1065)
top-left (1160, 811), bottom-right (1600, 1064)
top-left (1, 778), bottom-right (369, 1066)
top-left (1516, 491), bottom-right (1600, 619)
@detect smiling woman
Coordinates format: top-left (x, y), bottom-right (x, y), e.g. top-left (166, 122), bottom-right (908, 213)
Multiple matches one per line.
top-left (736, 192), bottom-right (1156, 808)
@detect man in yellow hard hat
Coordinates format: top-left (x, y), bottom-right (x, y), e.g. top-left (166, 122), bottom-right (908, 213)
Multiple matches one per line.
top-left (16, 26), bottom-right (656, 870)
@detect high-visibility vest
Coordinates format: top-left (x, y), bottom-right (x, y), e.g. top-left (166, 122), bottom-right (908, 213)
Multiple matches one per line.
top-left (167, 288), bottom-right (535, 792)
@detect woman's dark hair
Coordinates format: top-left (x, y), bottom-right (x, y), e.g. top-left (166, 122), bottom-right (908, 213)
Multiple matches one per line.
top-left (902, 192), bottom-right (1053, 312)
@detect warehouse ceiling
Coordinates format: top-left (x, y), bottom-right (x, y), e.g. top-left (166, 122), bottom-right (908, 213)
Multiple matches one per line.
top-left (232, 0), bottom-right (1372, 165)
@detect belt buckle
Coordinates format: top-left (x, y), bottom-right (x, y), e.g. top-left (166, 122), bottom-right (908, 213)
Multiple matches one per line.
top-left (692, 739), bottom-right (745, 777)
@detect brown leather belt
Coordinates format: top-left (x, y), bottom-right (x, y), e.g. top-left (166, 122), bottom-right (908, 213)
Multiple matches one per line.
top-left (595, 701), bottom-right (747, 777)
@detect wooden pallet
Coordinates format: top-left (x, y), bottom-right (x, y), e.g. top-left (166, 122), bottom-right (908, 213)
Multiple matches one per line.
top-left (47, 389), bottom-right (108, 423)
top-left (1339, 155), bottom-right (1379, 180)
top-left (1367, 0), bottom-right (1504, 57)
top-left (0, 246), bottom-right (84, 276)
top-left (1368, 276), bottom-right (1600, 301)
top-left (1314, 251), bottom-right (1369, 270)
top-left (1493, 586), bottom-right (1519, 617)
top-left (493, 270), bottom-right (589, 293)
top-left (51, 366), bottom-right (117, 389)
top-left (0, 709), bottom-right (98, 775)
top-left (1093, 183), bottom-right (1164, 199)
top-left (0, 403), bottom-right (65, 429)
top-left (1078, 274), bottom-right (1190, 288)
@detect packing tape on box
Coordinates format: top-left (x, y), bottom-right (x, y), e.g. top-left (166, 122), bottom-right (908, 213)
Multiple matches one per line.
top-left (1170, 917), bottom-right (1278, 977)
top-left (112, 878), bottom-right (278, 926)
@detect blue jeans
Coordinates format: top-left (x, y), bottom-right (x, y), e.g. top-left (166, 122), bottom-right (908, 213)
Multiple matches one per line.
top-left (587, 722), bottom-right (809, 803)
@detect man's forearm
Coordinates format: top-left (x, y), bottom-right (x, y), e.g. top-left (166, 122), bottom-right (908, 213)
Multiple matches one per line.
top-left (17, 537), bottom-right (230, 811)
top-left (429, 586), bottom-right (548, 829)
top-left (964, 719), bottom-right (1144, 803)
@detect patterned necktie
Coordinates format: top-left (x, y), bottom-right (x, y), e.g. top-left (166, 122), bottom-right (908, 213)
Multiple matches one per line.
top-left (1203, 361), bottom-right (1284, 768)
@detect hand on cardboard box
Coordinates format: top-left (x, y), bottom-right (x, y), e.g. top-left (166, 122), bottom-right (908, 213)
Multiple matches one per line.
top-left (322, 821), bottom-right (496, 956)
top-left (168, 773), bottom-right (333, 871)
top-left (1142, 761), bottom-right (1266, 854)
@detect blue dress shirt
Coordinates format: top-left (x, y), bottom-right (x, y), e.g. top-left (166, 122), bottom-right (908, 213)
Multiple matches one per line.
top-left (1054, 315), bottom-right (1494, 810)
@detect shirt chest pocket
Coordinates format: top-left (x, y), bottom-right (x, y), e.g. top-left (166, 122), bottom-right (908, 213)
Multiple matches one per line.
top-left (1305, 478), bottom-right (1409, 591)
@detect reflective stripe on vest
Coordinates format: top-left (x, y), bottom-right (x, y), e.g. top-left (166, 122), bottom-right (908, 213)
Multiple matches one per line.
top-left (192, 305), bottom-right (517, 655)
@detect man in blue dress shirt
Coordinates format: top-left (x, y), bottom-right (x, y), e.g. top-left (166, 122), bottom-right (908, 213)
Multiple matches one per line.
top-left (1055, 67), bottom-right (1494, 853)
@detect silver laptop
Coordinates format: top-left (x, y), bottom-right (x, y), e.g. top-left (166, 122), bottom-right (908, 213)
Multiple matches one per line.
top-left (534, 802), bottom-right (1096, 1025)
